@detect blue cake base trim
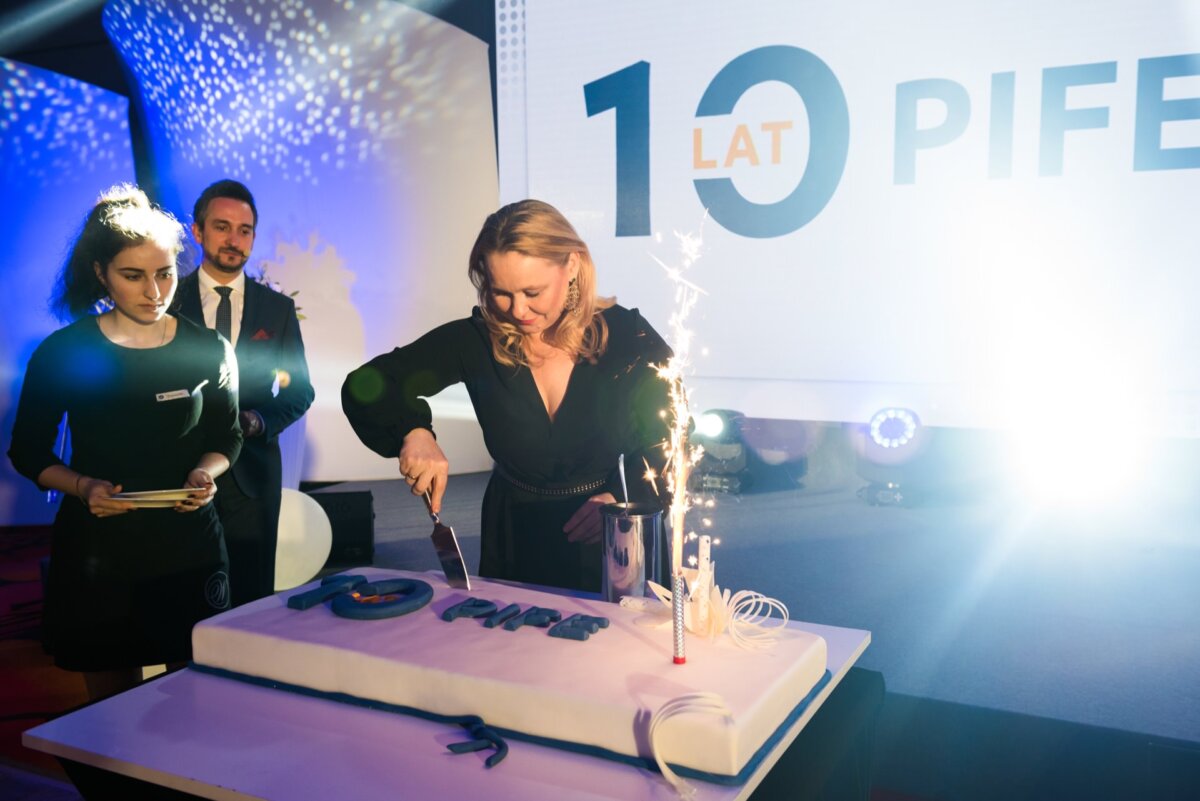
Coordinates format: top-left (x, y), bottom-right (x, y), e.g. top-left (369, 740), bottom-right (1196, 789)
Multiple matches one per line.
top-left (190, 661), bottom-right (832, 785)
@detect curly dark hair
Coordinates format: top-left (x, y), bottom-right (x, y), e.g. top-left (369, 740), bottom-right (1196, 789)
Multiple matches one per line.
top-left (50, 184), bottom-right (188, 322)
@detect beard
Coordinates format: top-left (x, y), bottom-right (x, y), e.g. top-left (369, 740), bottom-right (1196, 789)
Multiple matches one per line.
top-left (204, 245), bottom-right (249, 274)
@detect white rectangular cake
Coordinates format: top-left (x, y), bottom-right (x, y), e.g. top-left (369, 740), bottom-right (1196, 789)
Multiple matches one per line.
top-left (192, 568), bottom-right (827, 780)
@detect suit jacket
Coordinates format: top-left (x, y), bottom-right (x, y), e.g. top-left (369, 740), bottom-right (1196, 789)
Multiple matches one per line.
top-left (176, 270), bottom-right (315, 499)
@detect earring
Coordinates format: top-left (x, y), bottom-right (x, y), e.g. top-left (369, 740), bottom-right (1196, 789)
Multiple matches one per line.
top-left (563, 277), bottom-right (580, 312)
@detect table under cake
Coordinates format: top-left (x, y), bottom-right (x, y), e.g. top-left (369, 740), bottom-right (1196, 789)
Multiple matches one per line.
top-left (24, 569), bottom-right (871, 800)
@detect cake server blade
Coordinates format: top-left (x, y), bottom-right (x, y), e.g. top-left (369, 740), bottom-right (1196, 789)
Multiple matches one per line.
top-left (423, 490), bottom-right (471, 590)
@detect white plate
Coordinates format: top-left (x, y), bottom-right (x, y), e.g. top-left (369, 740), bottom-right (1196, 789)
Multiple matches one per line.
top-left (111, 489), bottom-right (194, 501)
top-left (113, 484), bottom-right (198, 503)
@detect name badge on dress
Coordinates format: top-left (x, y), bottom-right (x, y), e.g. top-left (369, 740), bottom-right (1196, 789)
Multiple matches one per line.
top-left (156, 389), bottom-right (190, 402)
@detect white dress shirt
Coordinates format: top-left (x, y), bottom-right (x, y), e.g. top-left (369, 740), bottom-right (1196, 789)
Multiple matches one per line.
top-left (197, 268), bottom-right (247, 347)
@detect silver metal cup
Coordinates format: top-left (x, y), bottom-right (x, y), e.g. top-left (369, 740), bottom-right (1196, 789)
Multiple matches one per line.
top-left (600, 502), bottom-right (663, 603)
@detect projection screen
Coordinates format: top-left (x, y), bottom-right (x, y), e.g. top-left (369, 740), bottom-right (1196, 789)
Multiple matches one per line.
top-left (499, 0), bottom-right (1200, 438)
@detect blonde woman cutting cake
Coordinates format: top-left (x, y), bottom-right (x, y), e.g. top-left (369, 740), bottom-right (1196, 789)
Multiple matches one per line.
top-left (343, 200), bottom-right (670, 593)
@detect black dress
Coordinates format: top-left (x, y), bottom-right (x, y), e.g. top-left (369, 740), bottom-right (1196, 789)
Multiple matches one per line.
top-left (8, 315), bottom-right (242, 671)
top-left (343, 305), bottom-right (672, 593)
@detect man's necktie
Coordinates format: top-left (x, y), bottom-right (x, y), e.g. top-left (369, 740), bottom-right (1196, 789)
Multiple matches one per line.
top-left (215, 286), bottom-right (233, 342)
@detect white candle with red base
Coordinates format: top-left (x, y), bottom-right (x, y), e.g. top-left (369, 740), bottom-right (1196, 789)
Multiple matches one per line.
top-left (672, 573), bottom-right (686, 664)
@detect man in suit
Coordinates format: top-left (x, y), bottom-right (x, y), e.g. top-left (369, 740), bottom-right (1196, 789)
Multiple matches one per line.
top-left (177, 179), bottom-right (315, 606)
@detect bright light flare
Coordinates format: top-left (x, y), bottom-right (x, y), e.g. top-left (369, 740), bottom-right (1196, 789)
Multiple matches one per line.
top-left (999, 363), bottom-right (1153, 507)
top-left (979, 239), bottom-right (1158, 508)
top-left (695, 411), bottom-right (725, 439)
top-left (1005, 419), bottom-right (1151, 507)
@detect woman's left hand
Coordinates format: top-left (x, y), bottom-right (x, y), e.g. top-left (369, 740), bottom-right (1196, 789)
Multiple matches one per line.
top-left (177, 468), bottom-right (217, 512)
top-left (564, 492), bottom-right (617, 544)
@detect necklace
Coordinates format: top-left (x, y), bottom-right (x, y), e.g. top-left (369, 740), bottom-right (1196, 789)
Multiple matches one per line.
top-left (100, 313), bottom-right (170, 348)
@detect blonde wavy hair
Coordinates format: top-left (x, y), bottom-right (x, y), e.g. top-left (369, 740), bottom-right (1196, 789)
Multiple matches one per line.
top-left (468, 199), bottom-right (614, 368)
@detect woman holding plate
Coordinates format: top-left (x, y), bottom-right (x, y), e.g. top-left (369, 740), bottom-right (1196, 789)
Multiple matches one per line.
top-left (8, 185), bottom-right (242, 700)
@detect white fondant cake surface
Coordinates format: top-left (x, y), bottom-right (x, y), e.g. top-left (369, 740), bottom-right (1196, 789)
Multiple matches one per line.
top-left (192, 568), bottom-right (827, 778)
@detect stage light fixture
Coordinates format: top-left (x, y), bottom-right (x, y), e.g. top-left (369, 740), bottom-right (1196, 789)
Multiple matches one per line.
top-left (690, 410), bottom-right (810, 494)
top-left (853, 417), bottom-right (1002, 507)
top-left (869, 408), bottom-right (919, 449)
top-left (690, 409), bottom-right (747, 493)
top-left (692, 409), bottom-right (744, 444)
top-left (855, 408), bottom-right (926, 506)
top-left (695, 411), bottom-right (727, 440)
top-left (858, 480), bottom-right (906, 506)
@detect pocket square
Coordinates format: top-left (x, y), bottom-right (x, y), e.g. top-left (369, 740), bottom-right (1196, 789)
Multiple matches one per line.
top-left (252, 328), bottom-right (273, 341)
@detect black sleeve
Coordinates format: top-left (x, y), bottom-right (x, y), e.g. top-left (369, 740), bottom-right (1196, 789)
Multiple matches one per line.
top-left (613, 309), bottom-right (675, 507)
top-left (255, 294), bottom-right (315, 438)
top-left (7, 336), bottom-right (68, 488)
top-left (202, 334), bottom-right (243, 465)
top-left (341, 319), bottom-right (471, 459)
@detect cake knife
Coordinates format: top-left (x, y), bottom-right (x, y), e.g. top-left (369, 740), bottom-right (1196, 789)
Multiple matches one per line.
top-left (423, 490), bottom-right (471, 590)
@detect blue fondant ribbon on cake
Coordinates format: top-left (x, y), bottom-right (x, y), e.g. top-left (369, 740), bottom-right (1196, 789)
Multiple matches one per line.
top-left (189, 662), bottom-right (832, 787)
top-left (446, 716), bottom-right (509, 768)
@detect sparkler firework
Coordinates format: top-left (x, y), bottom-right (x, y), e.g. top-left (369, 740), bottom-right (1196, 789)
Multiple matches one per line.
top-left (650, 228), bottom-right (708, 664)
